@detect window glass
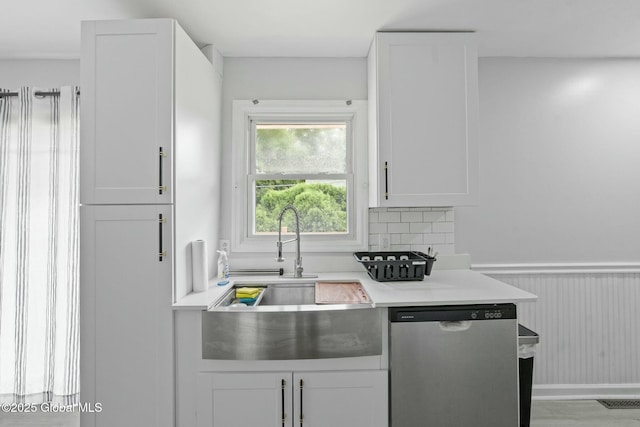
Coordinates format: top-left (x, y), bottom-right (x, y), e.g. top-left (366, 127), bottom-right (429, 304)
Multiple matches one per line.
top-left (254, 179), bottom-right (347, 234)
top-left (255, 123), bottom-right (347, 174)
top-left (253, 121), bottom-right (349, 235)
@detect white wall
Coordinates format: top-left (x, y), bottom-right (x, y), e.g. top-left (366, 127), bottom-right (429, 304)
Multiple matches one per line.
top-left (457, 58), bottom-right (640, 397)
top-left (457, 58), bottom-right (640, 264)
top-left (0, 59), bottom-right (80, 87)
top-left (219, 57), bottom-right (368, 271)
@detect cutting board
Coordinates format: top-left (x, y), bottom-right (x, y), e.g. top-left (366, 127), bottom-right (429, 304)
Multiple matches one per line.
top-left (315, 281), bottom-right (371, 304)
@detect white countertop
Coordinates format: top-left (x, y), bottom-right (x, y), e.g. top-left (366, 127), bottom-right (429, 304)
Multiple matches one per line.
top-left (173, 269), bottom-right (537, 310)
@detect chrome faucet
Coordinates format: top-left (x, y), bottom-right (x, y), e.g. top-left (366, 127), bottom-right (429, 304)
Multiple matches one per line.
top-left (276, 204), bottom-right (308, 278)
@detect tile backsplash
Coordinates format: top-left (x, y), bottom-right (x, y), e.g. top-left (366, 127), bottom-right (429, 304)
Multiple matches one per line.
top-left (368, 207), bottom-right (455, 255)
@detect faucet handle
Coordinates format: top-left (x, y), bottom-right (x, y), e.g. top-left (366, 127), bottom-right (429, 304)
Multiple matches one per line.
top-left (276, 241), bottom-right (285, 262)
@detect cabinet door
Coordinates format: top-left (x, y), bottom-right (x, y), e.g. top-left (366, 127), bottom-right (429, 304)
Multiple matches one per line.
top-left (196, 372), bottom-right (292, 427)
top-left (293, 371), bottom-right (387, 427)
top-left (374, 32), bottom-right (478, 206)
top-left (81, 19), bottom-right (174, 204)
top-left (80, 205), bottom-right (173, 427)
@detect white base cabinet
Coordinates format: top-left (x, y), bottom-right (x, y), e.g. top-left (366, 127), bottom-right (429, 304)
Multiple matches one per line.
top-left (291, 371), bottom-right (388, 427)
top-left (197, 372), bottom-right (288, 427)
top-left (196, 371), bottom-right (387, 427)
top-left (368, 32), bottom-right (479, 207)
top-left (80, 205), bottom-right (173, 427)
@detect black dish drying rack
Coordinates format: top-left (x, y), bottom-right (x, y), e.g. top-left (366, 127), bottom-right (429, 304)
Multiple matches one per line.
top-left (353, 251), bottom-right (436, 282)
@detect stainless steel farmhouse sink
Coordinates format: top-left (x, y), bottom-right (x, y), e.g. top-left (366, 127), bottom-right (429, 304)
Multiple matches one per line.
top-left (202, 281), bottom-right (382, 360)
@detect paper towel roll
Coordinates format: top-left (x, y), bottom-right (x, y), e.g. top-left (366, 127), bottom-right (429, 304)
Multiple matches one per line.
top-left (191, 240), bottom-right (208, 292)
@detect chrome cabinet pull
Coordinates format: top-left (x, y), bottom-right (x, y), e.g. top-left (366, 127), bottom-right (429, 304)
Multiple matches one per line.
top-left (159, 147), bottom-right (167, 194)
top-left (281, 379), bottom-right (287, 426)
top-left (384, 161), bottom-right (389, 200)
top-left (299, 379), bottom-right (304, 426)
top-left (158, 214), bottom-right (165, 261)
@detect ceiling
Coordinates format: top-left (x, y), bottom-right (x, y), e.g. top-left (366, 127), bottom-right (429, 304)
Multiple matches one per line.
top-left (2, 0), bottom-right (640, 59)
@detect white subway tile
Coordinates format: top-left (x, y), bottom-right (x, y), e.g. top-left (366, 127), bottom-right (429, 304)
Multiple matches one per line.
top-left (388, 222), bottom-right (410, 233)
top-left (433, 222), bottom-right (454, 233)
top-left (445, 210), bottom-right (455, 222)
top-left (369, 222), bottom-right (388, 233)
top-left (401, 211), bottom-right (423, 223)
top-left (379, 211), bottom-right (401, 222)
top-left (410, 222), bottom-right (432, 233)
top-left (423, 211), bottom-right (447, 223)
top-left (401, 233), bottom-right (423, 244)
top-left (368, 205), bottom-right (456, 256)
top-left (423, 233), bottom-right (446, 244)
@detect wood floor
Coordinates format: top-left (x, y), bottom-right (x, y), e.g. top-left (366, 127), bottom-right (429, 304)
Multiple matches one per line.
top-left (531, 400), bottom-right (640, 426)
top-left (0, 400), bottom-right (639, 426)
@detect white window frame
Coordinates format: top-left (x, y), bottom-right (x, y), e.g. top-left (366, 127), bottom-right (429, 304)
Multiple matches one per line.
top-left (231, 100), bottom-right (368, 253)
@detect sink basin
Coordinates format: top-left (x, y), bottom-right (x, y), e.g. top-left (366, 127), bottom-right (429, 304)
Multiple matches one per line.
top-left (259, 283), bottom-right (315, 306)
top-left (202, 280), bottom-right (382, 360)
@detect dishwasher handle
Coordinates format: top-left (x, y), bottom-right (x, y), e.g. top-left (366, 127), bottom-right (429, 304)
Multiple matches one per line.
top-left (439, 321), bottom-right (472, 332)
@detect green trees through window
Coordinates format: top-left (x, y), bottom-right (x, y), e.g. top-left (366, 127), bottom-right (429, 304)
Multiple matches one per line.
top-left (255, 180), bottom-right (347, 233)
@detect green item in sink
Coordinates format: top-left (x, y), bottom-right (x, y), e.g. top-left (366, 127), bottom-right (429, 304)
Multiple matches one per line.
top-left (235, 287), bottom-right (262, 298)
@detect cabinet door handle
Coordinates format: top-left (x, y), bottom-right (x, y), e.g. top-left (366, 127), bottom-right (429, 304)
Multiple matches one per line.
top-left (299, 378), bottom-right (304, 426)
top-left (158, 214), bottom-right (166, 261)
top-left (159, 147), bottom-right (167, 194)
top-left (281, 379), bottom-right (287, 426)
top-left (384, 161), bottom-right (389, 200)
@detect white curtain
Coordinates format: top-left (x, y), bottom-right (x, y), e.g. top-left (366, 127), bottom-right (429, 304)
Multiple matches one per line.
top-left (0, 87), bottom-right (79, 404)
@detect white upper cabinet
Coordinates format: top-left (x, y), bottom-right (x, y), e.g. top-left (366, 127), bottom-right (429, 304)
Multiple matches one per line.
top-left (368, 32), bottom-right (479, 207)
top-left (81, 20), bottom-right (174, 204)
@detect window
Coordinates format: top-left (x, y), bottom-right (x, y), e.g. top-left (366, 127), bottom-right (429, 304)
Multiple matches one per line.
top-left (232, 100), bottom-right (368, 253)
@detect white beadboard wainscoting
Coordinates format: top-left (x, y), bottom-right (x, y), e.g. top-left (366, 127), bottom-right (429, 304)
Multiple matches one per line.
top-left (474, 263), bottom-right (640, 400)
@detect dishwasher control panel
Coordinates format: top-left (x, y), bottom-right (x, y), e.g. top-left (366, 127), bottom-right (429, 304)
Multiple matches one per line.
top-left (390, 304), bottom-right (517, 322)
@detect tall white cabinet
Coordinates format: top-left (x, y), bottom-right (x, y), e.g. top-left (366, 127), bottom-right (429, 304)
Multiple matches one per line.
top-left (368, 32), bottom-right (479, 207)
top-left (80, 19), bottom-right (221, 427)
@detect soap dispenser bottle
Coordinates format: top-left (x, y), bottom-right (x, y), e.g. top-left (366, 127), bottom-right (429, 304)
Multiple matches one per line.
top-left (216, 250), bottom-right (229, 281)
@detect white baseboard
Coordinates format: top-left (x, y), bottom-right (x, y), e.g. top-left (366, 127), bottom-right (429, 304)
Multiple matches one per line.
top-left (532, 384), bottom-right (640, 400)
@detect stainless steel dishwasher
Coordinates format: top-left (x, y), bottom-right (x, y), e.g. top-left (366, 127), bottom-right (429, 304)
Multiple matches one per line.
top-left (390, 304), bottom-right (519, 427)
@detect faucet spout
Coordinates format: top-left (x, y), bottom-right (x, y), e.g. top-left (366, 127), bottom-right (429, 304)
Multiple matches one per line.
top-left (276, 204), bottom-right (304, 278)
